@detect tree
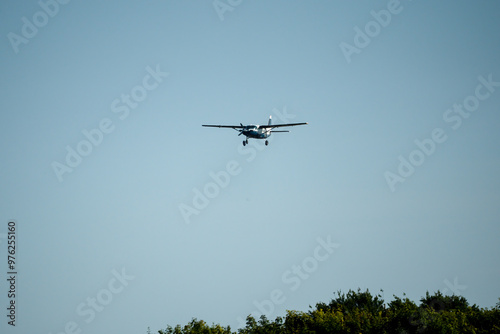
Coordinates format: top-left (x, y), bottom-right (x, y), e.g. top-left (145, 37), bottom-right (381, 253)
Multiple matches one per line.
top-left (315, 289), bottom-right (385, 315)
top-left (420, 291), bottom-right (470, 312)
top-left (154, 290), bottom-right (500, 334)
top-left (159, 318), bottom-right (231, 334)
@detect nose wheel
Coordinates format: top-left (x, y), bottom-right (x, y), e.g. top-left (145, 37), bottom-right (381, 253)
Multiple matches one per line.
top-left (265, 140), bottom-right (269, 146)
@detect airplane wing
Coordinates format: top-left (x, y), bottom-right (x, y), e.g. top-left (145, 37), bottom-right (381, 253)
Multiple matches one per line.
top-left (202, 125), bottom-right (244, 129)
top-left (259, 122), bottom-right (308, 129)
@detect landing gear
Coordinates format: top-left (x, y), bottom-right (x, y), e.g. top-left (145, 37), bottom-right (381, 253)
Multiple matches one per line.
top-left (243, 139), bottom-right (248, 146)
top-left (265, 140), bottom-right (269, 146)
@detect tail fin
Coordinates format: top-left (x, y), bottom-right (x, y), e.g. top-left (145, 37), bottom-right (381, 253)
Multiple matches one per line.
top-left (268, 115), bottom-right (272, 126)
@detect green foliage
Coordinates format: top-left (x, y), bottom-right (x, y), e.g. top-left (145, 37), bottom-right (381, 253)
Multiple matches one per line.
top-left (420, 290), bottom-right (470, 312)
top-left (315, 288), bottom-right (385, 315)
top-left (237, 315), bottom-right (284, 334)
top-left (158, 318), bottom-right (232, 334)
top-left (154, 290), bottom-right (500, 334)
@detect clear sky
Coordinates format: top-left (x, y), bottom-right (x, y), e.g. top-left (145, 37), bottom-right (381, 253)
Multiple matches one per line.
top-left (1, 1), bottom-right (499, 333)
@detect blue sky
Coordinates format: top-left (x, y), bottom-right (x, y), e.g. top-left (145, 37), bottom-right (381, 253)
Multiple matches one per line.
top-left (1, 1), bottom-right (499, 333)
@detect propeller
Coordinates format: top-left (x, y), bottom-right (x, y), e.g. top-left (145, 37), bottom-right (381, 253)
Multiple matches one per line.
top-left (238, 123), bottom-right (244, 136)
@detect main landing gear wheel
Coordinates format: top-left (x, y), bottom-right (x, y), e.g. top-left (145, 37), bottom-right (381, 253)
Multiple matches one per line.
top-left (265, 140), bottom-right (269, 146)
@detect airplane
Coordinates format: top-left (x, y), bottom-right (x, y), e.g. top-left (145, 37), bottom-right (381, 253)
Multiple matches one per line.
top-left (202, 115), bottom-right (307, 146)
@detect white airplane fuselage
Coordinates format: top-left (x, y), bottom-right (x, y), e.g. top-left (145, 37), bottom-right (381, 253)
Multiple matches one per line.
top-left (241, 125), bottom-right (271, 139)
